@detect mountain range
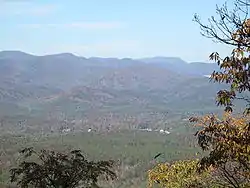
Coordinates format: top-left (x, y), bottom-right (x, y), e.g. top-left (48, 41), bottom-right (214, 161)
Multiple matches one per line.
top-left (0, 51), bottom-right (225, 133)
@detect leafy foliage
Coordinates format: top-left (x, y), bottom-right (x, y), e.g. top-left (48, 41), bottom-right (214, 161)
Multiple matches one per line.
top-left (194, 0), bottom-right (250, 113)
top-left (192, 0), bottom-right (250, 187)
top-left (148, 1), bottom-right (250, 187)
top-left (10, 148), bottom-right (116, 188)
top-left (190, 113), bottom-right (250, 187)
top-left (148, 159), bottom-right (215, 188)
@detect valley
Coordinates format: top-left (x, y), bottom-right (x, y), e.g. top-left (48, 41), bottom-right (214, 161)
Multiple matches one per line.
top-left (0, 51), bottom-right (229, 187)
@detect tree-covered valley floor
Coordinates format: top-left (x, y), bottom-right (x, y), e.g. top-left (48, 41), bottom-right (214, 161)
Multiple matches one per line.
top-left (0, 127), bottom-right (201, 188)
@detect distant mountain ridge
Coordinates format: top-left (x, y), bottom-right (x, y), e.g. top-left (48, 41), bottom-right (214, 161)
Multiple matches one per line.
top-left (137, 57), bottom-right (219, 76)
top-left (0, 50), bottom-right (222, 105)
top-left (0, 50), bottom-right (226, 133)
top-left (0, 51), bottom-right (218, 76)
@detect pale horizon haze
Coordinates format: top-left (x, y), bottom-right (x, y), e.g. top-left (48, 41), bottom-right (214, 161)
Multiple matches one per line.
top-left (1, 0), bottom-right (233, 62)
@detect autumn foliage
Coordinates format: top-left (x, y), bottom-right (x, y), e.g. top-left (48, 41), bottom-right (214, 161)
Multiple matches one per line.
top-left (148, 160), bottom-right (214, 188)
top-left (148, 0), bottom-right (250, 187)
top-left (191, 113), bottom-right (250, 187)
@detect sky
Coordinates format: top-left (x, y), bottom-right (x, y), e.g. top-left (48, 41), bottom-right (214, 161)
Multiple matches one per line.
top-left (1, 0), bottom-right (234, 62)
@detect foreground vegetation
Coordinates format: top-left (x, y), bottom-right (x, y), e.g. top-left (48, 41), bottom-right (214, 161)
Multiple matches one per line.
top-left (0, 130), bottom-right (199, 187)
top-left (149, 0), bottom-right (250, 187)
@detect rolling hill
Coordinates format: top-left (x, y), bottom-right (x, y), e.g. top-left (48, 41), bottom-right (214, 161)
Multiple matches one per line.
top-left (0, 51), bottom-right (226, 133)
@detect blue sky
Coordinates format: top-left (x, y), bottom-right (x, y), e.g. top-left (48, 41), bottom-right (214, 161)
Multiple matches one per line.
top-left (1, 0), bottom-right (233, 62)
